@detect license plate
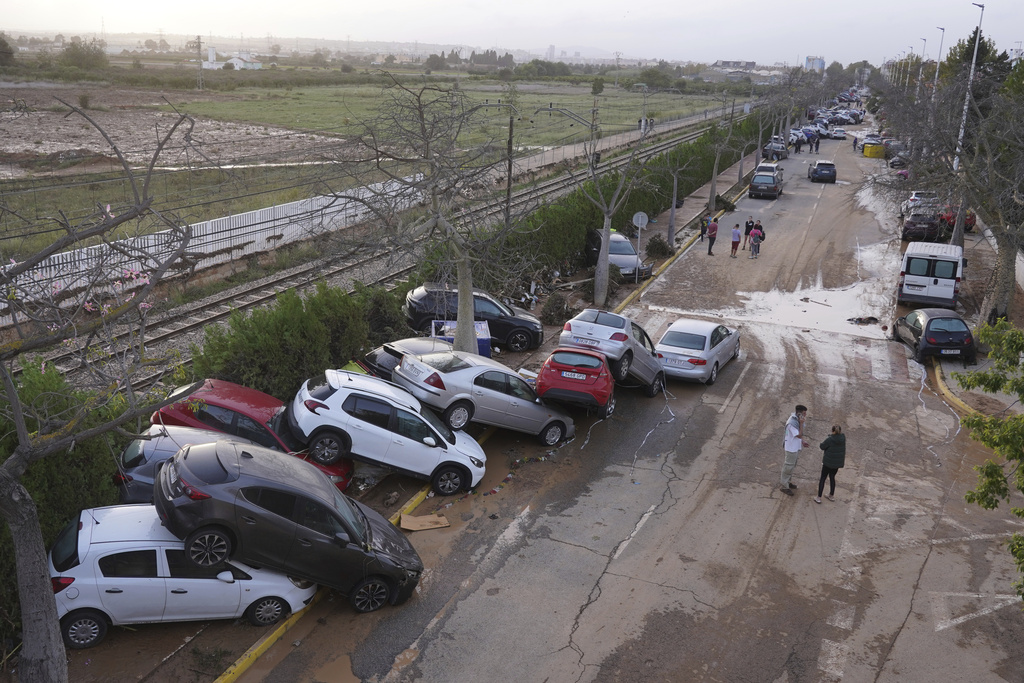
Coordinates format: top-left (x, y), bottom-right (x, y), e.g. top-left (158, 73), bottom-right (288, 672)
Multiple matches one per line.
top-left (561, 371), bottom-right (587, 380)
top-left (404, 365), bottom-right (421, 377)
top-left (940, 349), bottom-right (961, 355)
top-left (573, 337), bottom-right (599, 347)
top-left (906, 285), bottom-right (925, 291)
top-left (666, 358), bottom-right (687, 366)
top-left (166, 463), bottom-right (177, 482)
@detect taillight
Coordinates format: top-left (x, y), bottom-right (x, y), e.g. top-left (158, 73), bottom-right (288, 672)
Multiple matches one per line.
top-left (179, 476), bottom-right (210, 501)
top-left (424, 372), bottom-right (446, 390)
top-left (954, 277), bottom-right (961, 295)
top-left (898, 271), bottom-right (906, 288)
top-left (563, 322), bottom-right (572, 332)
top-left (965, 336), bottom-right (973, 346)
top-left (113, 472), bottom-right (133, 484)
top-left (688, 359), bottom-right (708, 366)
top-left (52, 577), bottom-right (74, 594)
top-left (610, 332), bottom-right (629, 342)
top-left (303, 400), bottom-right (329, 415)
top-left (927, 337), bottom-right (938, 344)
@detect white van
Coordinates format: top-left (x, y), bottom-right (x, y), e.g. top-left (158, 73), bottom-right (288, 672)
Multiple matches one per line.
top-left (897, 242), bottom-right (965, 308)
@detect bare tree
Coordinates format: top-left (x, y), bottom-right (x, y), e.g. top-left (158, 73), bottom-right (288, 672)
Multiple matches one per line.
top-left (0, 102), bottom-right (194, 683)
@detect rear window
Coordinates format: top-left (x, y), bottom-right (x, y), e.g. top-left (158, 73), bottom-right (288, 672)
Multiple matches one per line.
top-left (933, 260), bottom-right (958, 278)
top-left (305, 374), bottom-right (336, 401)
top-left (550, 351), bottom-right (605, 369)
top-left (660, 331), bottom-right (707, 351)
top-left (120, 439), bottom-right (147, 469)
top-left (928, 318), bottom-right (969, 333)
top-left (50, 516), bottom-right (82, 572)
top-left (575, 310), bottom-right (626, 329)
top-left (751, 174), bottom-right (776, 184)
top-left (417, 352), bottom-right (472, 373)
top-left (180, 444), bottom-right (234, 484)
top-left (816, 163), bottom-right (836, 170)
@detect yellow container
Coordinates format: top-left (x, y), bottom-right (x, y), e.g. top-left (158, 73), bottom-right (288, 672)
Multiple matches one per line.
top-left (863, 142), bottom-right (885, 158)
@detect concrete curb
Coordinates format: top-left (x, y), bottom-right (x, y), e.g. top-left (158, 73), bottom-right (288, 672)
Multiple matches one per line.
top-left (932, 358), bottom-right (978, 416)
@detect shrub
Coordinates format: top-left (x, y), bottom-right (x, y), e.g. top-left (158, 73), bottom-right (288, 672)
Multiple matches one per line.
top-left (645, 233), bottom-right (675, 259)
top-left (539, 291), bottom-right (576, 326)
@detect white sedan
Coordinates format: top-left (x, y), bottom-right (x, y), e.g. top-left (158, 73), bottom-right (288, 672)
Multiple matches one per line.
top-left (655, 319), bottom-right (741, 385)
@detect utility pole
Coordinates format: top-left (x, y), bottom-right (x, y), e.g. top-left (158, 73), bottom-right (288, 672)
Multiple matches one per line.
top-left (188, 35), bottom-right (204, 90)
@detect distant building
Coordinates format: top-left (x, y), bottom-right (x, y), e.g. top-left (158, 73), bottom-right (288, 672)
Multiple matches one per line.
top-left (805, 56), bottom-right (825, 73)
top-left (712, 60), bottom-right (756, 70)
top-left (202, 47), bottom-right (262, 70)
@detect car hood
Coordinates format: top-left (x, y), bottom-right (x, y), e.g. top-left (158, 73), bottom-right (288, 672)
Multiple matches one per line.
top-left (356, 500), bottom-right (424, 571)
top-left (509, 304), bottom-right (541, 327)
top-left (450, 430), bottom-right (487, 461)
top-left (608, 252), bottom-right (643, 269)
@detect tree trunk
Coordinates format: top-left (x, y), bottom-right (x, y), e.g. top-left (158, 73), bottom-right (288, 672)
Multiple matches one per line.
top-left (667, 173), bottom-right (678, 245)
top-left (0, 469), bottom-right (69, 683)
top-left (454, 254), bottom-right (478, 354)
top-left (593, 213), bottom-right (613, 308)
top-left (979, 226), bottom-right (1018, 325)
top-left (707, 152), bottom-right (722, 215)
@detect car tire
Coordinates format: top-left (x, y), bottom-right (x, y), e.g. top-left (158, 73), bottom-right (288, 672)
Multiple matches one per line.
top-left (443, 401), bottom-right (474, 431)
top-left (245, 596), bottom-right (288, 627)
top-left (611, 353), bottom-right (632, 382)
top-left (914, 344), bottom-right (926, 363)
top-left (309, 430), bottom-right (350, 466)
top-left (61, 609), bottom-right (108, 650)
top-left (599, 394), bottom-right (616, 419)
top-left (350, 576), bottom-right (392, 613)
top-left (644, 372), bottom-right (665, 398)
top-left (506, 329), bottom-right (532, 352)
top-left (733, 339), bottom-right (741, 360)
top-left (891, 323), bottom-right (900, 341)
top-left (431, 464), bottom-right (468, 496)
top-left (539, 421), bottom-right (566, 446)
top-left (185, 527), bottom-right (232, 568)
top-left (706, 363), bottom-right (719, 386)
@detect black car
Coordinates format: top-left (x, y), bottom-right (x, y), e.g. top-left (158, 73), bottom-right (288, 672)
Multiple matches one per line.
top-left (749, 172), bottom-right (783, 199)
top-left (761, 142), bottom-right (789, 160)
top-left (403, 283), bottom-right (544, 352)
top-left (154, 440), bottom-right (423, 612)
top-left (892, 308), bottom-right (976, 364)
top-left (808, 161), bottom-right (837, 183)
top-left (901, 211), bottom-right (941, 241)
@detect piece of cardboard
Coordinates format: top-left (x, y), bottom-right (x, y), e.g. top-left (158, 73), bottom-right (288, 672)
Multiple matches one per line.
top-left (400, 513), bottom-right (450, 531)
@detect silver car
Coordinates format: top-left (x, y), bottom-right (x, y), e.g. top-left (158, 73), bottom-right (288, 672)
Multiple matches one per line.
top-left (557, 309), bottom-right (665, 396)
top-left (585, 230), bottom-right (653, 280)
top-left (655, 318), bottom-right (740, 385)
top-left (392, 351), bottom-right (575, 446)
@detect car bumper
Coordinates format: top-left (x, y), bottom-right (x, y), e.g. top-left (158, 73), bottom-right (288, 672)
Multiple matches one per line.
top-left (660, 362), bottom-right (711, 382)
top-left (539, 387), bottom-right (611, 409)
top-left (896, 291), bottom-right (957, 308)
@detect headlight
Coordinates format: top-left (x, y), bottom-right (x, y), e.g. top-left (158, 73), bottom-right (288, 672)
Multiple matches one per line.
top-left (469, 456), bottom-right (483, 468)
top-left (289, 576), bottom-right (315, 590)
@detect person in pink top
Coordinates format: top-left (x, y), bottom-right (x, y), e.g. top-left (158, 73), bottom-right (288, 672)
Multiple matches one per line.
top-left (730, 224), bottom-right (741, 257)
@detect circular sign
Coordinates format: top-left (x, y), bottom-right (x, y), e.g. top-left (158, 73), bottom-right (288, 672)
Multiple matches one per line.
top-left (632, 212), bottom-right (649, 230)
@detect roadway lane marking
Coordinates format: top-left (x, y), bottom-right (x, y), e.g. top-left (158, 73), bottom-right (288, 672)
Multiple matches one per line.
top-left (930, 592), bottom-right (1021, 631)
top-left (818, 639), bottom-right (848, 678)
top-left (612, 505), bottom-right (657, 560)
top-left (826, 600), bottom-right (856, 630)
top-left (718, 362), bottom-right (751, 414)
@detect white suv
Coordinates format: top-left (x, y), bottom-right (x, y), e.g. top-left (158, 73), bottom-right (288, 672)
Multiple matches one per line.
top-left (288, 370), bottom-right (487, 495)
top-left (49, 505), bottom-right (316, 649)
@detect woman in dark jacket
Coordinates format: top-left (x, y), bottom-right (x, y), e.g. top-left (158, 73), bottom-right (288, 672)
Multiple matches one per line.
top-left (815, 425), bottom-right (846, 503)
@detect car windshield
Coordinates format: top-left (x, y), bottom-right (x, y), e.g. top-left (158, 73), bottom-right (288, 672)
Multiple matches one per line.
top-left (660, 331), bottom-right (706, 351)
top-left (417, 352), bottom-right (473, 374)
top-left (50, 515), bottom-right (82, 572)
top-left (928, 318), bottom-right (969, 333)
top-left (609, 238), bottom-right (637, 256)
top-left (119, 439), bottom-right (147, 469)
top-left (418, 406), bottom-right (456, 444)
top-left (330, 488), bottom-right (367, 543)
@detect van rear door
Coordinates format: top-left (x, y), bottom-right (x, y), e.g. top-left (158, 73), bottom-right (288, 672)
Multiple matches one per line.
top-left (926, 257), bottom-right (960, 301)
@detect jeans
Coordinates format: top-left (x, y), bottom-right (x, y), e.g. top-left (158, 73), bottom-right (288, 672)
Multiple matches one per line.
top-left (707, 236), bottom-right (716, 254)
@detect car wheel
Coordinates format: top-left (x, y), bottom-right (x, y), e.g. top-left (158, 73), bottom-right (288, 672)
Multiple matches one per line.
top-left (432, 465), bottom-right (467, 496)
top-left (539, 421), bottom-right (566, 446)
top-left (185, 527), bottom-right (232, 568)
top-left (61, 609), bottom-right (108, 649)
top-left (309, 430), bottom-right (350, 466)
top-left (733, 339), bottom-right (741, 360)
top-left (611, 353), bottom-right (632, 382)
top-left (891, 323), bottom-right (900, 341)
top-left (443, 401), bottom-right (474, 431)
top-left (506, 330), bottom-right (532, 352)
top-left (599, 394), bottom-right (616, 419)
top-left (644, 372), bottom-right (665, 398)
top-left (705, 363), bottom-right (719, 386)
top-left (914, 344), bottom-right (926, 363)
top-left (350, 576), bottom-right (392, 613)
top-left (245, 596), bottom-right (288, 627)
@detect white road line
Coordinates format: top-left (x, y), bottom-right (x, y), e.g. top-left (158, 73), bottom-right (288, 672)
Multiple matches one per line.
top-left (818, 639), bottom-right (848, 677)
top-left (826, 600), bottom-right (856, 630)
top-left (613, 505), bottom-right (657, 560)
top-left (718, 362), bottom-right (751, 414)
top-left (930, 592), bottom-right (1021, 631)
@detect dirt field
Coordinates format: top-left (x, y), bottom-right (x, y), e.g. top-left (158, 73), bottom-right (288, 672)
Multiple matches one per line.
top-left (0, 82), bottom-right (339, 177)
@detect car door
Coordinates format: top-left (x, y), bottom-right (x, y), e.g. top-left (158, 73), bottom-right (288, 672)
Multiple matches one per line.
top-left (473, 295), bottom-right (509, 343)
top-left (286, 497), bottom-right (372, 592)
top-left (95, 549), bottom-right (166, 623)
top-left (341, 394), bottom-right (398, 463)
top-left (927, 258), bottom-right (959, 301)
top-left (505, 374), bottom-right (546, 434)
top-left (628, 322), bottom-right (661, 383)
top-left (899, 311), bottom-right (923, 346)
top-left (382, 408), bottom-right (443, 478)
top-left (233, 413), bottom-right (284, 451)
top-left (234, 487), bottom-right (300, 569)
top-left (162, 548), bottom-right (243, 621)
top-left (708, 326), bottom-right (727, 366)
top-left (471, 370), bottom-right (514, 426)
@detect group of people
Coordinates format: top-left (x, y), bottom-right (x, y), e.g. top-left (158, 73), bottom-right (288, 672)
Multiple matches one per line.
top-left (780, 404), bottom-right (847, 503)
top-left (793, 135), bottom-right (820, 154)
top-left (700, 214), bottom-right (765, 259)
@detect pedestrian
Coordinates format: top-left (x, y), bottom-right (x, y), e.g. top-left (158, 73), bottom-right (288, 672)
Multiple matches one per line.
top-left (706, 218), bottom-right (718, 256)
top-left (743, 216), bottom-right (754, 250)
top-left (749, 223), bottom-right (763, 259)
top-left (780, 404), bottom-right (809, 496)
top-left (814, 424), bottom-right (846, 503)
top-left (852, 136), bottom-right (857, 151)
top-left (814, 137), bottom-right (820, 153)
top-left (699, 213), bottom-right (710, 242)
top-left (795, 138), bottom-right (802, 154)
top-left (730, 224), bottom-right (741, 257)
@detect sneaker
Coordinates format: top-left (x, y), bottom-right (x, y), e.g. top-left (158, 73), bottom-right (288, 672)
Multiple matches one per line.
top-left (780, 486), bottom-right (794, 496)
top-left (814, 497), bottom-right (821, 504)
top-left (749, 255), bottom-right (754, 259)
top-left (788, 482), bottom-right (797, 489)
top-left (826, 494), bottom-right (835, 501)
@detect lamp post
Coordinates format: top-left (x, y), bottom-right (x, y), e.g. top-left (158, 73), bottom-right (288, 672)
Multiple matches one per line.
top-left (953, 3), bottom-right (985, 172)
top-left (905, 46), bottom-right (914, 88)
top-left (932, 27), bottom-right (945, 104)
top-left (915, 38), bottom-right (927, 102)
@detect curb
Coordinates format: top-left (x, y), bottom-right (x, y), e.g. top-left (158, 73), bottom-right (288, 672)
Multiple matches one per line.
top-left (931, 357), bottom-right (977, 416)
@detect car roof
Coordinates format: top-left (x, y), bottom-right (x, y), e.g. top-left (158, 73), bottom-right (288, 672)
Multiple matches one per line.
top-left (188, 379), bottom-right (283, 421)
top-left (139, 424), bottom-right (256, 454)
top-left (383, 337), bottom-right (455, 356)
top-left (185, 440), bottom-right (336, 503)
top-left (664, 318), bottom-right (722, 335)
top-left (325, 368), bottom-right (421, 411)
top-left (916, 308), bottom-right (966, 320)
top-left (80, 504), bottom-right (181, 545)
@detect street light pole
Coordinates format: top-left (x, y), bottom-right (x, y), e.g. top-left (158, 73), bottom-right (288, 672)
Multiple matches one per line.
top-left (905, 46), bottom-right (914, 88)
top-left (932, 27), bottom-right (945, 105)
top-left (953, 3), bottom-right (985, 172)
top-left (915, 38), bottom-right (927, 102)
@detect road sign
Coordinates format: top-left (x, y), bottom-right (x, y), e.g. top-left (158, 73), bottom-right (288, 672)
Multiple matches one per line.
top-left (632, 212), bottom-right (649, 230)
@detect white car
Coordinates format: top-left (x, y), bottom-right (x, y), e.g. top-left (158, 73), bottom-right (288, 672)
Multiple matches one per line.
top-left (49, 505), bottom-right (317, 649)
top-left (655, 319), bottom-right (741, 385)
top-left (288, 369), bottom-right (486, 495)
top-left (831, 127), bottom-right (847, 139)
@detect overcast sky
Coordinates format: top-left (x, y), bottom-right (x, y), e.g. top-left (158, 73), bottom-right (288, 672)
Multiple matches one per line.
top-left (4, 0), bottom-right (1021, 68)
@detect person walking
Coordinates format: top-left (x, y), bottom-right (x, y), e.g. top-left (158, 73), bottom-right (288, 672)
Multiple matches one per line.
top-left (794, 137), bottom-right (802, 154)
top-left (814, 137), bottom-right (820, 153)
top-left (814, 425), bottom-right (846, 503)
top-left (730, 224), bottom-right (741, 257)
top-left (852, 136), bottom-right (858, 151)
top-left (743, 216), bottom-right (754, 250)
top-left (699, 213), bottom-right (710, 242)
top-left (749, 223), bottom-right (763, 259)
top-left (706, 218), bottom-right (718, 255)
top-left (780, 405), bottom-right (809, 496)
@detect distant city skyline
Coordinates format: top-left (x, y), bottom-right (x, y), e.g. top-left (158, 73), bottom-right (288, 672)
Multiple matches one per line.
top-left (4, 0), bottom-right (1022, 68)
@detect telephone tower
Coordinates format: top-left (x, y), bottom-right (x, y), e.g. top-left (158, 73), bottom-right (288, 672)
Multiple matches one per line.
top-left (187, 35), bottom-right (204, 90)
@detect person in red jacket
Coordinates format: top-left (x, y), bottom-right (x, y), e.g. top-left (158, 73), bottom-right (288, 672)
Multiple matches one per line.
top-left (706, 218), bottom-right (718, 255)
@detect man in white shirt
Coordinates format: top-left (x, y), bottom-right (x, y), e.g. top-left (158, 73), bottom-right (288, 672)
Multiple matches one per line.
top-left (780, 404), bottom-right (809, 496)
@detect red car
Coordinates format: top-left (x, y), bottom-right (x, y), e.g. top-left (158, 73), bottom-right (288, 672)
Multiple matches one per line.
top-left (939, 205), bottom-right (976, 232)
top-left (535, 347), bottom-right (615, 419)
top-left (151, 379), bottom-right (353, 491)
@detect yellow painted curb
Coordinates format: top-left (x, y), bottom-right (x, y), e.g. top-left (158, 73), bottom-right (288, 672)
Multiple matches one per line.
top-left (215, 588), bottom-right (325, 683)
top-left (932, 357), bottom-right (977, 416)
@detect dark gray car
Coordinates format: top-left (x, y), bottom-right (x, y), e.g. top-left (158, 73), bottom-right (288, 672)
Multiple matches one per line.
top-left (154, 440), bottom-right (423, 612)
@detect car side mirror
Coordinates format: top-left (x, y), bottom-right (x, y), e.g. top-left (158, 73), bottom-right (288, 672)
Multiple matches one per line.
top-left (423, 436), bottom-right (437, 447)
top-left (216, 571), bottom-right (235, 584)
top-left (335, 531), bottom-right (351, 545)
